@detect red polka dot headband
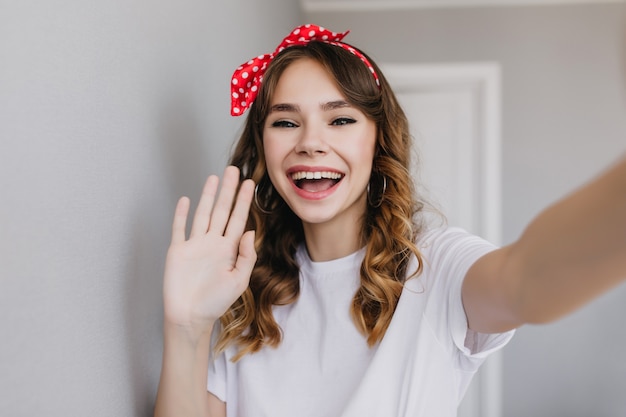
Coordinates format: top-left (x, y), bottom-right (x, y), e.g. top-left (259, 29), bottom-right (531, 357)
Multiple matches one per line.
top-left (230, 24), bottom-right (380, 116)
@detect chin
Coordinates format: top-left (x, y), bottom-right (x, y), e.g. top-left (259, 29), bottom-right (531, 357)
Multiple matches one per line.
top-left (289, 206), bottom-right (336, 225)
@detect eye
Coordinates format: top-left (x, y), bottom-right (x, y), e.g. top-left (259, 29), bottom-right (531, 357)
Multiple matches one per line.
top-left (331, 117), bottom-right (356, 126)
top-left (271, 120), bottom-right (298, 128)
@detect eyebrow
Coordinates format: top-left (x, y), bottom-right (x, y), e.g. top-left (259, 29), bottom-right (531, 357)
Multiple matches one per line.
top-left (268, 100), bottom-right (352, 114)
top-left (321, 100), bottom-right (351, 111)
top-left (269, 103), bottom-right (299, 113)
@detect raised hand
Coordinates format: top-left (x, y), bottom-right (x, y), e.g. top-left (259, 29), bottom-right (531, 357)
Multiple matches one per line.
top-left (162, 166), bottom-right (256, 335)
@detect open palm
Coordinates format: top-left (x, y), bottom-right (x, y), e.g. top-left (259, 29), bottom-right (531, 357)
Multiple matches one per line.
top-left (162, 166), bottom-right (256, 333)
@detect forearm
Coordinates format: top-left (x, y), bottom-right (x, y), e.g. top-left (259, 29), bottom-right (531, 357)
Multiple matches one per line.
top-left (154, 322), bottom-right (215, 417)
top-left (509, 155), bottom-right (626, 323)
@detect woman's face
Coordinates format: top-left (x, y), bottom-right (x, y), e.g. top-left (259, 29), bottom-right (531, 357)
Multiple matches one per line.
top-left (262, 58), bottom-right (377, 230)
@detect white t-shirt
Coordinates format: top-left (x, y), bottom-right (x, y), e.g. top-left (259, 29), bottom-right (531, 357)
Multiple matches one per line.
top-left (208, 227), bottom-right (514, 417)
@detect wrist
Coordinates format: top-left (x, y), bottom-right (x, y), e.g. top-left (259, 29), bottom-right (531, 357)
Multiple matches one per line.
top-left (163, 319), bottom-right (216, 346)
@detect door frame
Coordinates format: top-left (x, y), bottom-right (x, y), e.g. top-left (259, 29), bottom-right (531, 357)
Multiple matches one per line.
top-left (381, 62), bottom-right (503, 417)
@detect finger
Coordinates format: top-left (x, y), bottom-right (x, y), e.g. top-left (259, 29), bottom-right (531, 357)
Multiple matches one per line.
top-left (171, 196), bottom-right (190, 244)
top-left (224, 179), bottom-right (255, 239)
top-left (234, 230), bottom-right (257, 283)
top-left (190, 175), bottom-right (219, 238)
top-left (208, 166), bottom-right (241, 235)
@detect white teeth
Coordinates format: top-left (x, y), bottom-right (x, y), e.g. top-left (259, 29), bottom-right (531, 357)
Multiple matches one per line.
top-left (290, 171), bottom-right (343, 181)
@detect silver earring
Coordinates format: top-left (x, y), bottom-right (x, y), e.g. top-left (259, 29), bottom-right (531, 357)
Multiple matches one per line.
top-left (367, 175), bottom-right (387, 208)
top-left (254, 183), bottom-right (273, 214)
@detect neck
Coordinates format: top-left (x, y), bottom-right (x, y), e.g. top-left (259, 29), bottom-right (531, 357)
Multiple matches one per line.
top-left (302, 217), bottom-right (364, 262)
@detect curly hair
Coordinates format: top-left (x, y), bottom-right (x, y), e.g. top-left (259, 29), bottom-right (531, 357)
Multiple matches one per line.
top-left (215, 41), bottom-right (425, 361)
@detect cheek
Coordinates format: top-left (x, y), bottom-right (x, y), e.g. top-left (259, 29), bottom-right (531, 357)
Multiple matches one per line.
top-left (357, 135), bottom-right (377, 168)
top-left (360, 124), bottom-right (378, 159)
top-left (262, 138), bottom-right (284, 179)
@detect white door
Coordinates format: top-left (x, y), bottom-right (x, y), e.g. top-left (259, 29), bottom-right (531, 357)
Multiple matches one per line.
top-left (382, 62), bottom-right (503, 417)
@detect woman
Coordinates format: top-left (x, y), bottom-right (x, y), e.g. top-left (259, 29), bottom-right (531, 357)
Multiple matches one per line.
top-left (154, 24), bottom-right (626, 417)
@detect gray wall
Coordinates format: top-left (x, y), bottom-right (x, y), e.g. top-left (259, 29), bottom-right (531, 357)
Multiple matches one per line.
top-left (306, 4), bottom-right (626, 416)
top-left (0, 1), bottom-right (300, 416)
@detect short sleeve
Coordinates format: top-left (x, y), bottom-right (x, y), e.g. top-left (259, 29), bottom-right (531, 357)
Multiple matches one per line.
top-left (420, 227), bottom-right (515, 366)
top-left (450, 266), bottom-right (514, 361)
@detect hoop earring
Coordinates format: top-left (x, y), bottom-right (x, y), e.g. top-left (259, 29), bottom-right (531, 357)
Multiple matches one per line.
top-left (254, 182), bottom-right (274, 215)
top-left (367, 174), bottom-right (387, 208)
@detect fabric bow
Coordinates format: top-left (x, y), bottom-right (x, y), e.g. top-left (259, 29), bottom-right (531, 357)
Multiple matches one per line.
top-left (230, 24), bottom-right (380, 116)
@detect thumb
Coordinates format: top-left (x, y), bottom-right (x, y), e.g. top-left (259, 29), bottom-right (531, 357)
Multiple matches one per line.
top-left (234, 230), bottom-right (257, 280)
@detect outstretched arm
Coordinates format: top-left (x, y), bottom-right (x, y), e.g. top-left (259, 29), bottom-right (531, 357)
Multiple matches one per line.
top-left (154, 166), bottom-right (256, 417)
top-left (463, 154), bottom-right (626, 334)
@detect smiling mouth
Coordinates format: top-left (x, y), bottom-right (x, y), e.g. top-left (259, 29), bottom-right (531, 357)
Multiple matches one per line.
top-left (290, 171), bottom-right (344, 192)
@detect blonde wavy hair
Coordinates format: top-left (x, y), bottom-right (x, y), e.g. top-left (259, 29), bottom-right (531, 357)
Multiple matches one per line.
top-left (216, 42), bottom-right (425, 361)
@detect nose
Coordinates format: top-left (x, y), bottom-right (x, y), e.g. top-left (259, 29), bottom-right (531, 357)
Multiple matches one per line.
top-left (294, 123), bottom-right (329, 156)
